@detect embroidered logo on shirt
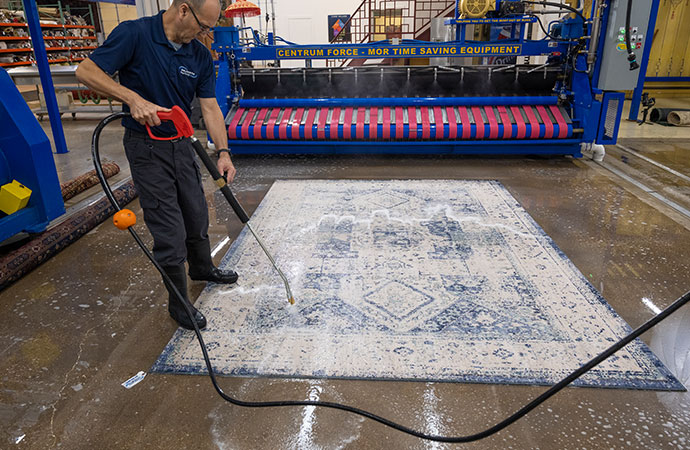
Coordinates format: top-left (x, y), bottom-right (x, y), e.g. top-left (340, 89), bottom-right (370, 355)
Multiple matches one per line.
top-left (179, 66), bottom-right (198, 78)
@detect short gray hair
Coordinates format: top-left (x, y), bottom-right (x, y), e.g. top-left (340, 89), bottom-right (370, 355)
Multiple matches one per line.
top-left (171, 0), bottom-right (219, 11)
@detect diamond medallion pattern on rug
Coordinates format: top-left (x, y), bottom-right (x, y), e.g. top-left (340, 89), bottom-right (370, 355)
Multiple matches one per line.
top-left (152, 180), bottom-right (684, 391)
top-left (362, 280), bottom-right (436, 330)
top-left (355, 190), bottom-right (410, 210)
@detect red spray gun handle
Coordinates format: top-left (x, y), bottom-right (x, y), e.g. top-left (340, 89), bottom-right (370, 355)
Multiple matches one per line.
top-left (145, 106), bottom-right (195, 140)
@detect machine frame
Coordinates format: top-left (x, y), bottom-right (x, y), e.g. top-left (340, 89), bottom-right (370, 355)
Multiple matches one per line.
top-left (212, 0), bottom-right (634, 156)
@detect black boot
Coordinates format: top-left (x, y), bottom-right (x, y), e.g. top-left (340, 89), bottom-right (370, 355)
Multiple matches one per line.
top-left (162, 265), bottom-right (207, 330)
top-left (187, 239), bottom-right (239, 285)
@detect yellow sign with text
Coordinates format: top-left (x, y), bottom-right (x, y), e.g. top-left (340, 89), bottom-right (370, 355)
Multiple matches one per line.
top-left (276, 44), bottom-right (522, 59)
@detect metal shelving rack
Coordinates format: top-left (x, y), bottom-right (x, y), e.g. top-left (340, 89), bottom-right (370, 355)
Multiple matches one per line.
top-left (0, 13), bottom-right (97, 67)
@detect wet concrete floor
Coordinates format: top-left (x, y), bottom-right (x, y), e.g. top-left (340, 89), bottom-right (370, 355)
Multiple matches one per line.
top-left (1, 116), bottom-right (689, 449)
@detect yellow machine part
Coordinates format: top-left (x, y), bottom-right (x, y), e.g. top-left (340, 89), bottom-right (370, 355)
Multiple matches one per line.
top-left (0, 180), bottom-right (32, 215)
top-left (459, 0), bottom-right (493, 18)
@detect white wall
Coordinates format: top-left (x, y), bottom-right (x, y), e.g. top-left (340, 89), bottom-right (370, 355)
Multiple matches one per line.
top-left (100, 3), bottom-right (139, 36)
top-left (136, 0), bottom-right (172, 19)
top-left (131, 0), bottom-right (364, 67)
top-left (242, 0), bottom-right (363, 67)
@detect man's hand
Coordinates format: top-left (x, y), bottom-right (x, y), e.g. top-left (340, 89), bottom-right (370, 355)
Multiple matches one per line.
top-left (128, 95), bottom-right (171, 127)
top-left (75, 59), bottom-right (169, 128)
top-left (217, 153), bottom-right (236, 183)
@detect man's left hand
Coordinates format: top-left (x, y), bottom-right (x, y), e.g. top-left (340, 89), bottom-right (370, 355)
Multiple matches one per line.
top-left (217, 153), bottom-right (236, 183)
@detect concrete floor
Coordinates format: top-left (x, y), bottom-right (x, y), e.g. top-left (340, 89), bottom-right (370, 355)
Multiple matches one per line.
top-left (1, 102), bottom-right (690, 449)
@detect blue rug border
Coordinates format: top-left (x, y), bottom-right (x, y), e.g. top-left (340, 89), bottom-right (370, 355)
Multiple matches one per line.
top-left (151, 179), bottom-right (686, 392)
top-left (149, 352), bottom-right (686, 391)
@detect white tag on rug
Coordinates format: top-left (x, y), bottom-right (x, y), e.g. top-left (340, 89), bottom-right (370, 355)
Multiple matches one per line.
top-left (122, 371), bottom-right (146, 389)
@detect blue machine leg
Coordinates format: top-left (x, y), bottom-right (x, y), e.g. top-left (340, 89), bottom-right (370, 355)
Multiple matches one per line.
top-left (0, 67), bottom-right (65, 242)
top-left (628, 0), bottom-right (661, 121)
top-left (215, 56), bottom-right (232, 118)
top-left (22, 0), bottom-right (69, 154)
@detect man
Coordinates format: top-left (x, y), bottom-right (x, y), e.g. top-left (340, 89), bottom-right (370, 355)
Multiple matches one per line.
top-left (76, 0), bottom-right (237, 331)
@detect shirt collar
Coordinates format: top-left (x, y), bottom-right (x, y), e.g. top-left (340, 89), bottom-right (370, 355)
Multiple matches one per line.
top-left (153, 10), bottom-right (193, 56)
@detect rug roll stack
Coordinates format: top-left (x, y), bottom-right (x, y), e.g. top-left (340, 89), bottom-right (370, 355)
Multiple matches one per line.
top-left (60, 161), bottom-right (120, 201)
top-left (668, 111), bottom-right (690, 126)
top-left (0, 180), bottom-right (138, 292)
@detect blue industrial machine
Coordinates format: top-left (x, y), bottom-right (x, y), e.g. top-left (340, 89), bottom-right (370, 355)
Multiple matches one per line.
top-left (0, 67), bottom-right (64, 243)
top-left (212, 0), bottom-right (654, 156)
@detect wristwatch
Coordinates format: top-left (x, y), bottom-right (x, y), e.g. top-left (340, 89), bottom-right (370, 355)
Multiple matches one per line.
top-left (217, 148), bottom-right (231, 158)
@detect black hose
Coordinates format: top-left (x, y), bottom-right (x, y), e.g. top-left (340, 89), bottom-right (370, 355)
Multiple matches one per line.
top-left (520, 1), bottom-right (586, 22)
top-left (520, 1), bottom-right (587, 40)
top-left (92, 112), bottom-right (128, 209)
top-left (93, 113), bottom-right (690, 443)
top-left (625, 0), bottom-right (639, 70)
top-left (519, 13), bottom-right (579, 41)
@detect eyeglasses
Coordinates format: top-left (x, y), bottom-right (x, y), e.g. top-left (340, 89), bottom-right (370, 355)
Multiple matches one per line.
top-left (186, 4), bottom-right (212, 34)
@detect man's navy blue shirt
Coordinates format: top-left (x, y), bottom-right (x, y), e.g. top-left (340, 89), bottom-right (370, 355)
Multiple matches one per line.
top-left (89, 11), bottom-right (215, 136)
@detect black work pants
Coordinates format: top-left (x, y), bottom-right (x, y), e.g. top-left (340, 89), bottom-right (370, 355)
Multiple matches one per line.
top-left (123, 128), bottom-right (211, 268)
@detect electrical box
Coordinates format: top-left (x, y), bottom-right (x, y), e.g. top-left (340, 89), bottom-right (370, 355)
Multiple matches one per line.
top-left (597, 0), bottom-right (653, 91)
top-left (0, 179), bottom-right (32, 215)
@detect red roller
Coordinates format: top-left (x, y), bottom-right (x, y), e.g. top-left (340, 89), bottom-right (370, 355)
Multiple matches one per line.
top-left (344, 107), bottom-right (353, 139)
top-left (550, 105), bottom-right (568, 138)
top-left (278, 107), bottom-right (292, 139)
top-left (240, 108), bottom-right (256, 139)
top-left (305, 108), bottom-right (317, 140)
top-left (421, 107), bottom-right (431, 139)
top-left (317, 107), bottom-right (328, 139)
top-left (253, 108), bottom-right (268, 139)
top-left (471, 106), bottom-right (484, 139)
top-left (395, 106), bottom-right (403, 139)
top-left (433, 107), bottom-right (444, 139)
top-left (458, 107), bottom-right (471, 139)
top-left (446, 106), bottom-right (457, 139)
top-left (228, 102), bottom-right (568, 142)
top-left (510, 106), bottom-right (526, 139)
top-left (228, 107), bottom-right (245, 139)
top-left (370, 107), bottom-right (378, 139)
top-left (382, 107), bottom-right (391, 139)
top-left (407, 107), bottom-right (417, 139)
top-left (330, 107), bottom-right (341, 139)
top-left (355, 108), bottom-right (365, 139)
top-left (265, 108), bottom-right (280, 139)
top-left (497, 106), bottom-right (512, 139)
top-left (291, 108), bottom-right (304, 139)
top-left (485, 106), bottom-right (498, 140)
top-left (536, 106), bottom-right (553, 139)
top-left (523, 106), bottom-right (540, 139)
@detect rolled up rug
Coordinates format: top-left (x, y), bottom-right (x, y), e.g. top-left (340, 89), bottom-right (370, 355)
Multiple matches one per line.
top-left (60, 161), bottom-right (120, 201)
top-left (667, 110), bottom-right (690, 126)
top-left (649, 108), bottom-right (690, 124)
